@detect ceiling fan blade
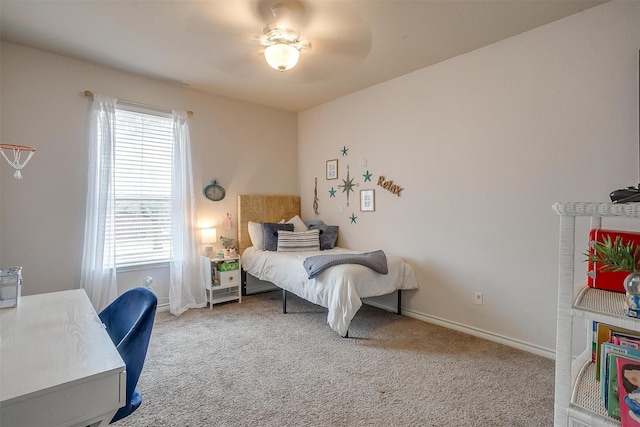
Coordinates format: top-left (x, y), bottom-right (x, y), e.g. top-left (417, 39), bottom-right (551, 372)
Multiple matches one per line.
top-left (253, 0), bottom-right (311, 31)
top-left (213, 46), bottom-right (265, 78)
top-left (283, 1), bottom-right (372, 82)
top-left (185, 2), bottom-right (261, 39)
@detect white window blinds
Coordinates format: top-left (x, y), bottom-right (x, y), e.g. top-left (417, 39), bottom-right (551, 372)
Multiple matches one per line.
top-left (114, 106), bottom-right (173, 268)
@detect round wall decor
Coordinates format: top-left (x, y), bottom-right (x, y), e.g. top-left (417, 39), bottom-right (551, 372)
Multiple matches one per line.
top-left (203, 179), bottom-right (226, 201)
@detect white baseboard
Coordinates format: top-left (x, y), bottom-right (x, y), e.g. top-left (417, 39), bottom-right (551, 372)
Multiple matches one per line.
top-left (363, 300), bottom-right (556, 360)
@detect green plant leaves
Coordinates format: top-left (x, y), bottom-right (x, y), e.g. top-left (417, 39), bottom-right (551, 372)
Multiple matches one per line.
top-left (584, 235), bottom-right (640, 273)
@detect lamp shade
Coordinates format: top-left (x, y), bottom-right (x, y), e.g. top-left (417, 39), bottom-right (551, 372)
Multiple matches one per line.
top-left (264, 43), bottom-right (300, 71)
top-left (201, 227), bottom-right (217, 244)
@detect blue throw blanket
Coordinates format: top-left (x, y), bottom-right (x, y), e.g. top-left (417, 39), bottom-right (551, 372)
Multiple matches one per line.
top-left (303, 250), bottom-right (388, 279)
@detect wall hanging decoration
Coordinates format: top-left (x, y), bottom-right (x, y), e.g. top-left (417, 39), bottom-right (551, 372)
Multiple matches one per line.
top-left (349, 213), bottom-right (357, 224)
top-left (0, 144), bottom-right (36, 179)
top-left (222, 213), bottom-right (232, 229)
top-left (360, 189), bottom-right (375, 212)
top-left (358, 158), bottom-right (367, 168)
top-left (341, 146), bottom-right (349, 156)
top-left (363, 170), bottom-right (372, 182)
top-left (338, 165), bottom-right (358, 206)
top-left (203, 179), bottom-right (226, 201)
top-left (313, 177), bottom-right (319, 215)
top-left (326, 159), bottom-right (338, 180)
top-left (337, 205), bottom-right (345, 215)
top-left (329, 187), bottom-right (336, 198)
top-left (377, 175), bottom-right (404, 196)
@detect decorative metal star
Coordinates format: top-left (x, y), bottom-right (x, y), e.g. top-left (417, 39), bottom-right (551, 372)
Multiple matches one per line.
top-left (349, 213), bottom-right (357, 224)
top-left (341, 146), bottom-right (349, 156)
top-left (337, 165), bottom-right (358, 206)
top-left (363, 170), bottom-right (372, 182)
top-left (329, 187), bottom-right (336, 198)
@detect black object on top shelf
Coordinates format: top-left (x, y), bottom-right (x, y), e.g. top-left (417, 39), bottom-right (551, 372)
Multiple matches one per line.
top-left (611, 185), bottom-right (640, 203)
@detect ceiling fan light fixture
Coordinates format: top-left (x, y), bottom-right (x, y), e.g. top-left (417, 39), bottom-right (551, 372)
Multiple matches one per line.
top-left (264, 43), bottom-right (300, 72)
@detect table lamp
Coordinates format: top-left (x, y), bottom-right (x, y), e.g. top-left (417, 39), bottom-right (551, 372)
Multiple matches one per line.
top-left (201, 227), bottom-right (217, 257)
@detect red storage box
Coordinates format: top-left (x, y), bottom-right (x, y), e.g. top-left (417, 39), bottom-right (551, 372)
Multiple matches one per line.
top-left (587, 229), bottom-right (640, 293)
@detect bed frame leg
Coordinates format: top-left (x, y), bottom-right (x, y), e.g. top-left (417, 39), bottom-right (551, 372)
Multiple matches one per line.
top-left (343, 330), bottom-right (349, 338)
top-left (282, 289), bottom-right (287, 314)
top-left (397, 290), bottom-right (402, 315)
top-left (241, 268), bottom-right (247, 296)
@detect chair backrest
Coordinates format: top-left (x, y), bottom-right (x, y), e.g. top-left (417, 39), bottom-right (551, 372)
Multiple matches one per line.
top-left (98, 287), bottom-right (157, 414)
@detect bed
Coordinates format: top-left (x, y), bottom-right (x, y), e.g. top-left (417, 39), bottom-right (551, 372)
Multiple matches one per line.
top-left (237, 194), bottom-right (418, 337)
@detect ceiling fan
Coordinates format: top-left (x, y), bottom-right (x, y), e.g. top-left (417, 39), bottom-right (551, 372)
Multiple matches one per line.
top-left (188, 0), bottom-right (372, 82)
top-left (257, 3), bottom-right (310, 71)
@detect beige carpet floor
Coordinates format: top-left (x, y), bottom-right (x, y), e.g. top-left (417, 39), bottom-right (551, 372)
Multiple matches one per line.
top-left (114, 291), bottom-right (554, 427)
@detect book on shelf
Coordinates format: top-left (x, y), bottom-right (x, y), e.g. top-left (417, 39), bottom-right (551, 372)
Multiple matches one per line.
top-left (593, 324), bottom-right (640, 419)
top-left (612, 333), bottom-right (640, 350)
top-left (616, 357), bottom-right (640, 426)
top-left (609, 354), bottom-right (640, 420)
top-left (596, 323), bottom-right (640, 381)
top-left (609, 354), bottom-right (624, 420)
top-left (601, 343), bottom-right (640, 403)
top-left (593, 321), bottom-right (599, 362)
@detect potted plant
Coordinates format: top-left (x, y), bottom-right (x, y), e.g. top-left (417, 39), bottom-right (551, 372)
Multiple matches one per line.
top-left (220, 236), bottom-right (236, 257)
top-left (586, 235), bottom-right (640, 316)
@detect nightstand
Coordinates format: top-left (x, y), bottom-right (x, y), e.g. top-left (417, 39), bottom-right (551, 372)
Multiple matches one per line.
top-left (201, 256), bottom-right (242, 309)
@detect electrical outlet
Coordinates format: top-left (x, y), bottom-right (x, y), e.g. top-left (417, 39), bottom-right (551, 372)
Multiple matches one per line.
top-left (474, 291), bottom-right (483, 306)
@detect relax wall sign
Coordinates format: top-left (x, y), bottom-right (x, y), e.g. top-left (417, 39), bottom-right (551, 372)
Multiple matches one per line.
top-left (377, 176), bottom-right (403, 196)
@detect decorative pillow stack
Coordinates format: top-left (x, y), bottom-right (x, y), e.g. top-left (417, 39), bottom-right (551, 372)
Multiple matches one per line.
top-left (248, 216), bottom-right (338, 251)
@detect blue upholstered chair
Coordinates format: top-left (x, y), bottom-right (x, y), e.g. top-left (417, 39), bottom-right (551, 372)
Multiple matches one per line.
top-left (98, 287), bottom-right (157, 423)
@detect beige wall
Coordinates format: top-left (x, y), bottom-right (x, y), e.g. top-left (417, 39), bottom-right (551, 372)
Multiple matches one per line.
top-left (298, 1), bottom-right (640, 356)
top-left (0, 42), bottom-right (298, 305)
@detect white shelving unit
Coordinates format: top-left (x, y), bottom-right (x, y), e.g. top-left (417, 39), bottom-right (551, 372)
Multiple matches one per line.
top-left (201, 256), bottom-right (242, 309)
top-left (554, 202), bottom-right (640, 427)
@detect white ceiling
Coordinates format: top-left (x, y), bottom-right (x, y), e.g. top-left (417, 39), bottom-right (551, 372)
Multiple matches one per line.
top-left (0, 0), bottom-right (606, 112)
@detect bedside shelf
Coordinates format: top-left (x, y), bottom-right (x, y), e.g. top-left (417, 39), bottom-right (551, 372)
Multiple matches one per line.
top-left (201, 256), bottom-right (241, 309)
top-left (553, 202), bottom-right (640, 427)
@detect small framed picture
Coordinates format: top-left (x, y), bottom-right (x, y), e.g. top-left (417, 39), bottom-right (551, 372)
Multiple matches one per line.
top-left (360, 189), bottom-right (375, 212)
top-left (326, 159), bottom-right (338, 180)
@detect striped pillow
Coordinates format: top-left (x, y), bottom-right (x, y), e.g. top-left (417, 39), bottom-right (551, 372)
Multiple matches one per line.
top-left (277, 229), bottom-right (320, 252)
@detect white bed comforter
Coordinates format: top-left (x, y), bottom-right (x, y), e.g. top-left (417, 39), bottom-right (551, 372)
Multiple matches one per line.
top-left (241, 246), bottom-right (418, 336)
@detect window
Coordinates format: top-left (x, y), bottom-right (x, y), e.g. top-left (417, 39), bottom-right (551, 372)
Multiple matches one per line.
top-left (113, 105), bottom-right (173, 268)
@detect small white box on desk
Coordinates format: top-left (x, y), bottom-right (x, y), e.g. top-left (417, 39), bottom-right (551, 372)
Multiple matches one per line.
top-left (0, 267), bottom-right (22, 309)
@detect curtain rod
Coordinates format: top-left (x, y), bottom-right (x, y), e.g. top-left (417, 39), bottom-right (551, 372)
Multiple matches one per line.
top-left (84, 90), bottom-right (193, 117)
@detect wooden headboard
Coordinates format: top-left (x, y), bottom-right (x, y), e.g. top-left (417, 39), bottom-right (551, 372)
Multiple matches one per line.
top-left (237, 194), bottom-right (300, 254)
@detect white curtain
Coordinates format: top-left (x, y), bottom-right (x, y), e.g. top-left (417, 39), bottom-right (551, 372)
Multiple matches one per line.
top-left (80, 95), bottom-right (118, 312)
top-left (169, 110), bottom-right (206, 315)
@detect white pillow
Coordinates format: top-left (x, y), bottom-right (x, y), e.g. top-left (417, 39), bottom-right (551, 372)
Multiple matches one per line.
top-left (287, 215), bottom-right (308, 232)
top-left (277, 229), bottom-right (320, 252)
top-left (248, 221), bottom-right (263, 249)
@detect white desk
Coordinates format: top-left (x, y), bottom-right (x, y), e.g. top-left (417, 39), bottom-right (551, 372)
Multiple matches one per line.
top-left (0, 289), bottom-right (126, 427)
